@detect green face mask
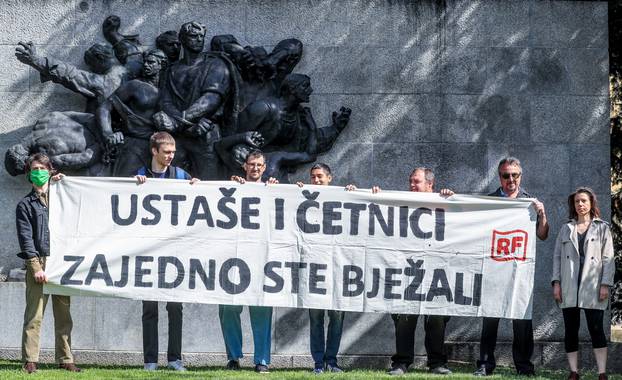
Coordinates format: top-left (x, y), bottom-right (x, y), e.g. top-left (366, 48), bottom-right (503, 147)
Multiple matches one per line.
top-left (29, 169), bottom-right (50, 187)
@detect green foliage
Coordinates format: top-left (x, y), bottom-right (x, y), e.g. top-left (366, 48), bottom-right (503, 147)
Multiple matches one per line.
top-left (610, 0), bottom-right (622, 325)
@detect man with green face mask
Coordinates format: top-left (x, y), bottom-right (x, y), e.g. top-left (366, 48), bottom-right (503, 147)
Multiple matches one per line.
top-left (15, 153), bottom-right (80, 374)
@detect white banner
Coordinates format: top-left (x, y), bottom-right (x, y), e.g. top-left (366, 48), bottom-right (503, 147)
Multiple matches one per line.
top-left (46, 177), bottom-right (537, 319)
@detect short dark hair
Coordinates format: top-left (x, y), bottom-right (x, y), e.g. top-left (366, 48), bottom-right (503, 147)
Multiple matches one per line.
top-left (279, 73), bottom-right (310, 97)
top-left (156, 30), bottom-right (178, 47)
top-left (143, 48), bottom-right (167, 66)
top-left (83, 43), bottom-right (114, 69)
top-left (179, 21), bottom-right (206, 40)
top-left (150, 132), bottom-right (175, 151)
top-left (498, 157), bottom-right (522, 173)
top-left (24, 153), bottom-right (55, 183)
top-left (245, 149), bottom-right (265, 163)
top-left (410, 167), bottom-right (434, 184)
top-left (568, 187), bottom-right (601, 220)
top-left (310, 163), bottom-right (331, 176)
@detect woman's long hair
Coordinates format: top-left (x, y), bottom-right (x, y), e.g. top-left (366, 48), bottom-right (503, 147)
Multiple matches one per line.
top-left (567, 187), bottom-right (601, 220)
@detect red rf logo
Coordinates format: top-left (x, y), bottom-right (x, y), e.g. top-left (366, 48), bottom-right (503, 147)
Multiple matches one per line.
top-left (490, 229), bottom-right (528, 261)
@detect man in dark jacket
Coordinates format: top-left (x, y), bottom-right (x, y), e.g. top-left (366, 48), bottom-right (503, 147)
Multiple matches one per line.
top-left (474, 157), bottom-right (549, 377)
top-left (16, 153), bottom-right (80, 374)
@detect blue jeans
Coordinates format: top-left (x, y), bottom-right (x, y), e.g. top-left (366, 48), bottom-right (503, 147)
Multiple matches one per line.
top-left (309, 309), bottom-right (345, 368)
top-left (218, 304), bottom-right (272, 365)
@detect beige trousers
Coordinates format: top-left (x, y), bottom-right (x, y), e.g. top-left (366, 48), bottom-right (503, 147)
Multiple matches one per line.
top-left (22, 257), bottom-right (73, 363)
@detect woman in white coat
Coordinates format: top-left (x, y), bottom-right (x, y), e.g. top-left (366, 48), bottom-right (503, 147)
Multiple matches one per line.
top-left (552, 187), bottom-right (615, 380)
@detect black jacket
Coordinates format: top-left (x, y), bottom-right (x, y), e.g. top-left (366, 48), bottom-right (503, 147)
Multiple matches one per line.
top-left (16, 190), bottom-right (49, 259)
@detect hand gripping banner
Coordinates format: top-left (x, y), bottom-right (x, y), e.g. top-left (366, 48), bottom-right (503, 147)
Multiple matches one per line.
top-left (45, 177), bottom-right (537, 319)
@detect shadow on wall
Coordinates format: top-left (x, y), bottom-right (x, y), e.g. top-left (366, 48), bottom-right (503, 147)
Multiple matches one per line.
top-left (0, 0), bottom-right (610, 364)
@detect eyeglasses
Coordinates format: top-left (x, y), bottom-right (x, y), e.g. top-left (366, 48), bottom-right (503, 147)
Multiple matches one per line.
top-left (246, 163), bottom-right (265, 168)
top-left (501, 172), bottom-right (521, 180)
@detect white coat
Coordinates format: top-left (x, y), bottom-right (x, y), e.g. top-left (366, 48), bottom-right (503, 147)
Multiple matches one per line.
top-left (551, 218), bottom-right (615, 310)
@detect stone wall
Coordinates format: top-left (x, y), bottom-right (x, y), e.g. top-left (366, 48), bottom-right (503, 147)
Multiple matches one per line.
top-left (0, 0), bottom-right (612, 369)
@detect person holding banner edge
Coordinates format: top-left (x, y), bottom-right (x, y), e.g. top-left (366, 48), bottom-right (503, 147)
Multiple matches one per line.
top-left (221, 149), bottom-right (278, 373)
top-left (474, 157), bottom-right (549, 377)
top-left (296, 163), bottom-right (346, 374)
top-left (357, 168), bottom-right (454, 376)
top-left (16, 153), bottom-right (81, 374)
top-left (134, 132), bottom-right (199, 371)
top-left (552, 188), bottom-right (614, 380)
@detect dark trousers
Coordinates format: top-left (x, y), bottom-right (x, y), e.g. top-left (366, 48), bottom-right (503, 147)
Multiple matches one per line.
top-left (391, 314), bottom-right (449, 369)
top-left (309, 309), bottom-right (345, 368)
top-left (562, 308), bottom-right (607, 352)
top-left (142, 301), bottom-right (183, 363)
top-left (477, 317), bottom-right (534, 374)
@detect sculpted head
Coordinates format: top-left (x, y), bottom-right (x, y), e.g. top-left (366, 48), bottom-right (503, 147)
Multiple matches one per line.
top-left (279, 73), bottom-right (312, 103)
top-left (156, 30), bottom-right (181, 62)
top-left (84, 43), bottom-right (116, 74)
top-left (270, 38), bottom-right (303, 76)
top-left (179, 21), bottom-right (206, 54)
top-left (142, 48), bottom-right (167, 77)
top-left (4, 143), bottom-right (29, 176)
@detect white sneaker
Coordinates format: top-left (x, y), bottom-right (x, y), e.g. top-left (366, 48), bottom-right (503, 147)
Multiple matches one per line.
top-left (168, 360), bottom-right (187, 371)
top-left (144, 363), bottom-right (158, 371)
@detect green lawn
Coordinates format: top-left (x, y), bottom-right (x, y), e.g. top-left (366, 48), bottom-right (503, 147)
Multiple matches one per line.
top-left (0, 361), bottom-right (620, 379)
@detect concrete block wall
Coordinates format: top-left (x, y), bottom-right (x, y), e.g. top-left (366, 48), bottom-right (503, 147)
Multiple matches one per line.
top-left (0, 0), bottom-right (612, 369)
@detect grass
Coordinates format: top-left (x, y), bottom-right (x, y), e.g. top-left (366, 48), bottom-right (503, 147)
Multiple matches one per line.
top-left (0, 361), bottom-right (619, 379)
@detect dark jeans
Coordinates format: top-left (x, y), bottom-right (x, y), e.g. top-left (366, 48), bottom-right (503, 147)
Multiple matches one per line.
top-left (477, 317), bottom-right (534, 375)
top-left (391, 314), bottom-right (450, 369)
top-left (309, 309), bottom-right (345, 368)
top-left (142, 301), bottom-right (183, 363)
top-left (562, 308), bottom-right (607, 352)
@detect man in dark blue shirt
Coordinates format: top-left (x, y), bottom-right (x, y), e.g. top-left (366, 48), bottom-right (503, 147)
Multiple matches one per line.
top-left (134, 132), bottom-right (198, 371)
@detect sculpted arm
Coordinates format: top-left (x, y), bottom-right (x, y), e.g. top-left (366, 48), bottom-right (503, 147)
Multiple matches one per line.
top-left (96, 82), bottom-right (134, 143)
top-left (50, 149), bottom-right (98, 170)
top-left (184, 59), bottom-right (230, 122)
top-left (16, 42), bottom-right (101, 98)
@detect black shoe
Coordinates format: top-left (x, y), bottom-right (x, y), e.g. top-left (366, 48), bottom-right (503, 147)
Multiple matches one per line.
top-left (226, 360), bottom-right (240, 370)
top-left (255, 364), bottom-right (269, 373)
top-left (474, 365), bottom-right (490, 376)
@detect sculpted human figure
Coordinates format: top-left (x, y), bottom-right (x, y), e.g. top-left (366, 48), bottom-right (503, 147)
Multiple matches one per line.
top-left (15, 41), bottom-right (127, 113)
top-left (96, 49), bottom-right (167, 177)
top-left (154, 21), bottom-right (241, 179)
top-left (156, 31), bottom-right (181, 64)
top-left (5, 112), bottom-right (103, 176)
top-left (239, 74), bottom-right (349, 151)
top-left (239, 38), bottom-right (303, 105)
top-left (102, 15), bottom-right (143, 77)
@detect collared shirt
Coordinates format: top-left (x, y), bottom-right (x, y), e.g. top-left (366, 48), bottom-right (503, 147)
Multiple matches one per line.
top-left (35, 189), bottom-right (48, 208)
top-left (489, 187), bottom-right (532, 199)
top-left (489, 187), bottom-right (540, 226)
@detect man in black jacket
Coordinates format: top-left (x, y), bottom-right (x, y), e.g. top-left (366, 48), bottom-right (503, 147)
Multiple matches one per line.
top-left (16, 153), bottom-right (80, 374)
